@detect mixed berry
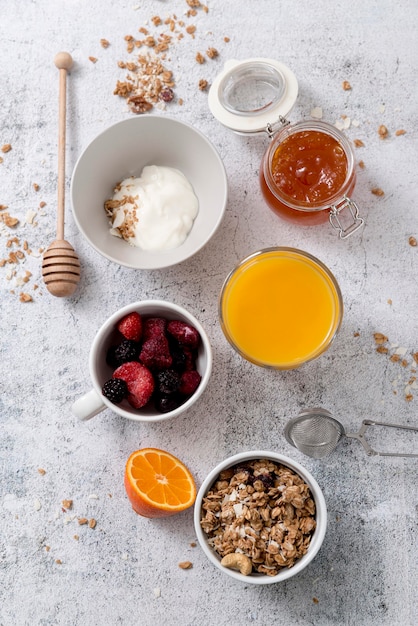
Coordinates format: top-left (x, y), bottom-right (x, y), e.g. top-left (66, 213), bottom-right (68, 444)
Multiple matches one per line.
top-left (101, 311), bottom-right (202, 413)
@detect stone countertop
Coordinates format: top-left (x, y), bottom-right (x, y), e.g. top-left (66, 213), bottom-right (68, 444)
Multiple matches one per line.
top-left (1, 1), bottom-right (417, 625)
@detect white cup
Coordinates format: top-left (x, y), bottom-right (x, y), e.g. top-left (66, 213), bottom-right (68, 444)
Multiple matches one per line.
top-left (71, 300), bottom-right (212, 422)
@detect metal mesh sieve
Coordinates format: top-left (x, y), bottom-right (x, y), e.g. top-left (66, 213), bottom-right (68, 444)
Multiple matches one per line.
top-left (284, 409), bottom-right (344, 459)
top-left (284, 408), bottom-right (418, 459)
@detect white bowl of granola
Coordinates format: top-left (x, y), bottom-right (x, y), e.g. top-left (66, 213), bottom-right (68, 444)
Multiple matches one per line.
top-left (70, 115), bottom-right (228, 269)
top-left (194, 451), bottom-right (327, 584)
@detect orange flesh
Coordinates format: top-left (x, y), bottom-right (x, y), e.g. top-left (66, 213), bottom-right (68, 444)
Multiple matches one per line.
top-left (271, 130), bottom-right (348, 204)
top-left (125, 448), bottom-right (196, 518)
top-left (221, 251), bottom-right (341, 368)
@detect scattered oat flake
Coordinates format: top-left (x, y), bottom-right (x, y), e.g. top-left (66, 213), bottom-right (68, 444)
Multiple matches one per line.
top-left (19, 293), bottom-right (33, 303)
top-left (358, 160), bottom-right (365, 169)
top-left (190, 542), bottom-right (197, 547)
top-left (206, 47), bottom-right (218, 59)
top-left (409, 236), bottom-right (417, 247)
top-left (73, 535), bottom-right (79, 540)
top-left (34, 499), bottom-right (41, 511)
top-left (178, 561), bottom-right (193, 569)
top-left (374, 333), bottom-right (388, 345)
top-left (378, 124), bottom-right (388, 139)
top-left (395, 129), bottom-right (406, 136)
top-left (342, 81), bottom-right (351, 90)
top-left (310, 107), bottom-right (323, 119)
top-left (100, 38), bottom-right (110, 48)
top-left (199, 79), bottom-right (208, 91)
top-left (62, 499), bottom-right (73, 510)
top-left (78, 517), bottom-right (88, 525)
top-left (25, 210), bottom-right (37, 224)
top-left (371, 187), bottom-right (384, 196)
top-left (1, 144), bottom-right (11, 153)
top-left (379, 104), bottom-right (385, 113)
top-left (313, 597), bottom-right (319, 604)
top-left (89, 56), bottom-right (98, 63)
top-left (195, 52), bottom-right (205, 64)
top-left (55, 559), bottom-right (62, 565)
top-left (387, 299), bottom-right (392, 305)
top-left (33, 183), bottom-right (40, 191)
top-left (88, 494), bottom-right (99, 500)
top-left (376, 346), bottom-right (389, 354)
top-left (89, 518), bottom-right (97, 529)
top-left (45, 545), bottom-right (50, 552)
top-left (354, 139), bottom-right (364, 147)
top-left (38, 468), bottom-right (46, 475)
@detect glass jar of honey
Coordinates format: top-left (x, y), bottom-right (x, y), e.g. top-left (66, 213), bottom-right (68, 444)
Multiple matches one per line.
top-left (208, 58), bottom-right (364, 239)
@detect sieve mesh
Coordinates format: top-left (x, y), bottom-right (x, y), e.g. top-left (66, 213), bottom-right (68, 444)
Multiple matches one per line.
top-left (284, 414), bottom-right (345, 459)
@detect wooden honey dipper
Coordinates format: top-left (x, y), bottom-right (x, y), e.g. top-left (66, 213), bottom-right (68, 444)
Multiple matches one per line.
top-left (42, 52), bottom-right (80, 297)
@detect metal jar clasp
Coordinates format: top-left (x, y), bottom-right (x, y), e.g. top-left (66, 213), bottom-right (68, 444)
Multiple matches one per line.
top-left (329, 197), bottom-right (364, 239)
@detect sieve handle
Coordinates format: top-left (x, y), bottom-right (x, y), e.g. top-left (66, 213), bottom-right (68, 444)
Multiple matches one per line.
top-left (345, 419), bottom-right (418, 458)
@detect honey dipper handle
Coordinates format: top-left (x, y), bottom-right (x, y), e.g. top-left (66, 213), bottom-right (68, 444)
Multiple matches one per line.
top-left (54, 52), bottom-right (73, 240)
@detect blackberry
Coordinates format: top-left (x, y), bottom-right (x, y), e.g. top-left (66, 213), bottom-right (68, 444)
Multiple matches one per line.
top-left (114, 339), bottom-right (140, 365)
top-left (156, 369), bottom-right (181, 395)
top-left (168, 338), bottom-right (187, 372)
top-left (102, 378), bottom-right (128, 404)
top-left (154, 394), bottom-right (183, 413)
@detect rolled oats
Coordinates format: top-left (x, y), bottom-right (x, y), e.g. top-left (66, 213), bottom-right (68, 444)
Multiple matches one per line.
top-left (200, 459), bottom-right (316, 577)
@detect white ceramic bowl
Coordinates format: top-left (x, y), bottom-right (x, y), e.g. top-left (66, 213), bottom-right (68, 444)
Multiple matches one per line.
top-left (71, 115), bottom-right (228, 269)
top-left (194, 451), bottom-right (327, 584)
top-left (71, 300), bottom-right (212, 423)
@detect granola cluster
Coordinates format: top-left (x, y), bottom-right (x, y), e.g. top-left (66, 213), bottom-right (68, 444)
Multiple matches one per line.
top-left (200, 459), bottom-right (316, 577)
top-left (110, 1), bottom-right (226, 113)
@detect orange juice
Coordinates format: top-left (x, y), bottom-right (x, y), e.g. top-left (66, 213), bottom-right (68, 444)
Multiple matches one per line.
top-left (219, 248), bottom-right (343, 369)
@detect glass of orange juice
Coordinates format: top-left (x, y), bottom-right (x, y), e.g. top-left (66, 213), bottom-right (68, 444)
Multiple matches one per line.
top-left (219, 247), bottom-right (343, 370)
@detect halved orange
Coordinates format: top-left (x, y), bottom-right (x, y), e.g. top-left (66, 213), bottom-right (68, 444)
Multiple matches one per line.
top-left (124, 448), bottom-right (197, 518)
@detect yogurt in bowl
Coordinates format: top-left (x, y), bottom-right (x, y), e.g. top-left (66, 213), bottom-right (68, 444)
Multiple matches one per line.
top-left (70, 115), bottom-right (228, 270)
top-left (105, 165), bottom-right (199, 251)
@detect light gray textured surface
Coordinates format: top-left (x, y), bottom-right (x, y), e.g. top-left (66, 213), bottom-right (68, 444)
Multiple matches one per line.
top-left (1, 1), bottom-right (417, 625)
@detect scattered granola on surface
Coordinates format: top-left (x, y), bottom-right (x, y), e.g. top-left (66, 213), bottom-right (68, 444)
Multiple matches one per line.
top-left (371, 187), bottom-right (384, 196)
top-left (113, 1), bottom-right (226, 113)
top-left (200, 459), bottom-right (316, 577)
top-left (373, 333), bottom-right (418, 401)
top-left (378, 124), bottom-right (388, 139)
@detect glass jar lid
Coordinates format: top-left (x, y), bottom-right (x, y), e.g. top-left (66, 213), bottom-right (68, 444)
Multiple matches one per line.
top-left (208, 58), bottom-right (298, 134)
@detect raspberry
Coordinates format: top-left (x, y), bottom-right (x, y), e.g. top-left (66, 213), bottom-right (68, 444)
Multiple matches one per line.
top-left (167, 320), bottom-right (200, 349)
top-left (113, 339), bottom-right (140, 365)
top-left (139, 336), bottom-right (173, 370)
top-left (179, 370), bottom-right (201, 396)
top-left (143, 317), bottom-right (167, 340)
top-left (183, 346), bottom-right (197, 371)
top-left (156, 369), bottom-right (181, 395)
top-left (113, 361), bottom-right (155, 409)
top-left (117, 312), bottom-right (142, 342)
top-left (102, 378), bottom-right (128, 404)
